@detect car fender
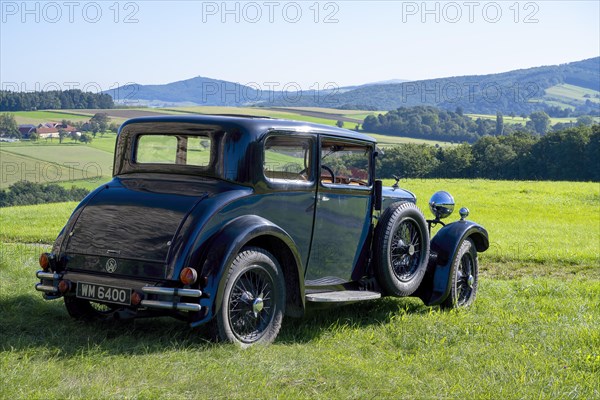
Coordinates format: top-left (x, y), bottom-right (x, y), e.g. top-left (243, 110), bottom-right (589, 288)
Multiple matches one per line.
top-left (191, 215), bottom-right (304, 326)
top-left (416, 220), bottom-right (489, 306)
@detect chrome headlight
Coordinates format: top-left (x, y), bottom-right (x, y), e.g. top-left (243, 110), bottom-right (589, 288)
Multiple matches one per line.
top-left (429, 191), bottom-right (455, 220)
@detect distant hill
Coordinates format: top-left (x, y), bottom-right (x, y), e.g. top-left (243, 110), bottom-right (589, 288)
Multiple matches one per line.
top-left (106, 57), bottom-right (600, 114)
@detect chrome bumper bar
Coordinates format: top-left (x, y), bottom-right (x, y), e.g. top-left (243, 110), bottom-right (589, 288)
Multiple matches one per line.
top-left (140, 286), bottom-right (203, 312)
top-left (141, 286), bottom-right (202, 298)
top-left (35, 270), bottom-right (62, 294)
top-left (140, 300), bottom-right (202, 312)
top-left (35, 270), bottom-right (203, 312)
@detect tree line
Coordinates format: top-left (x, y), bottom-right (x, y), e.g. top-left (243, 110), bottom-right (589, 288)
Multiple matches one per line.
top-left (0, 90), bottom-right (114, 111)
top-left (0, 181), bottom-right (90, 207)
top-left (376, 125), bottom-right (599, 181)
top-left (363, 106), bottom-right (597, 143)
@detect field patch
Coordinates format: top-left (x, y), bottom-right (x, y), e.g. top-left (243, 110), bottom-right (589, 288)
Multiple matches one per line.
top-left (12, 111), bottom-right (92, 125)
top-left (1, 144), bottom-right (113, 184)
top-left (545, 83), bottom-right (600, 105)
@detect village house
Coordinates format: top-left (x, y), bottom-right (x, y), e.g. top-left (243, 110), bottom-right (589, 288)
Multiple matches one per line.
top-left (17, 123), bottom-right (80, 139)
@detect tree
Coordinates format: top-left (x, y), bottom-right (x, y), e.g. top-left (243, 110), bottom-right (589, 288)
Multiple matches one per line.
top-left (529, 111), bottom-right (551, 135)
top-left (108, 122), bottom-right (120, 133)
top-left (0, 113), bottom-right (19, 137)
top-left (58, 128), bottom-right (68, 144)
top-left (576, 115), bottom-right (594, 126)
top-left (90, 112), bottom-right (110, 132)
top-left (495, 112), bottom-right (504, 136)
top-left (336, 120), bottom-right (344, 128)
top-left (80, 133), bottom-right (93, 144)
top-left (29, 131), bottom-right (39, 141)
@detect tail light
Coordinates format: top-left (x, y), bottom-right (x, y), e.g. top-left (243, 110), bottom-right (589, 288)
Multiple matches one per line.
top-left (58, 280), bottom-right (71, 293)
top-left (39, 253), bottom-right (51, 271)
top-left (180, 267), bottom-right (198, 285)
top-left (131, 291), bottom-right (142, 306)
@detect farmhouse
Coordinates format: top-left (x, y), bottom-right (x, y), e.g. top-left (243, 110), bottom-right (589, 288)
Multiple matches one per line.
top-left (17, 123), bottom-right (80, 139)
top-left (18, 124), bottom-right (36, 137)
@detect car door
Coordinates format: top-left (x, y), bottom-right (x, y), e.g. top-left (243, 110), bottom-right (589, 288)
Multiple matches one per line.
top-left (306, 136), bottom-right (374, 284)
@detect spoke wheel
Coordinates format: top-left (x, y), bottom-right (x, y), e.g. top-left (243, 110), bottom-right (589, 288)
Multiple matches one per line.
top-left (375, 202), bottom-right (430, 297)
top-left (442, 238), bottom-right (478, 309)
top-left (216, 247), bottom-right (285, 347)
top-left (228, 268), bottom-right (274, 343)
top-left (390, 219), bottom-right (423, 282)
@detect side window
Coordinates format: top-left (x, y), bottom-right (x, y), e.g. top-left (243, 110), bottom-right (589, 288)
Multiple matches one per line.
top-left (320, 140), bottom-right (371, 186)
top-left (264, 136), bottom-right (312, 183)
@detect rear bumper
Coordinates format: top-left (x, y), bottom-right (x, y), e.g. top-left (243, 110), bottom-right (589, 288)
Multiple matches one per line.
top-left (35, 270), bottom-right (203, 313)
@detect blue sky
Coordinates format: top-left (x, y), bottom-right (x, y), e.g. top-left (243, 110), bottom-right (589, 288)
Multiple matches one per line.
top-left (1, 1), bottom-right (599, 91)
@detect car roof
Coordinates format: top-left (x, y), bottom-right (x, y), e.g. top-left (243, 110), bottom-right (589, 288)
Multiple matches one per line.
top-left (119, 114), bottom-right (377, 143)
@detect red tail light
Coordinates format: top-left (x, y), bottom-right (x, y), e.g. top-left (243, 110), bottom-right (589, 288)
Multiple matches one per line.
top-left (39, 253), bottom-right (50, 271)
top-left (58, 280), bottom-right (71, 293)
top-left (131, 291), bottom-right (142, 306)
top-left (180, 267), bottom-right (198, 285)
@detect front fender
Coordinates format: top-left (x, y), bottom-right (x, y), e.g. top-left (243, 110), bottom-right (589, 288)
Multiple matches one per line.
top-left (191, 215), bottom-right (303, 327)
top-left (416, 220), bottom-right (489, 306)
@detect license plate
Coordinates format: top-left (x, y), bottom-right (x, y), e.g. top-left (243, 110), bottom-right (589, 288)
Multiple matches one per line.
top-left (76, 282), bottom-right (131, 306)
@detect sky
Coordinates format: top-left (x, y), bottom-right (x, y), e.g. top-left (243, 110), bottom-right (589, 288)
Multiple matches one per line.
top-left (1, 0), bottom-right (599, 92)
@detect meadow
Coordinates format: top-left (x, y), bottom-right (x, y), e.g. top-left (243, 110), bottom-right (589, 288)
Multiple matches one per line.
top-left (0, 179), bottom-right (598, 399)
top-left (1, 136), bottom-right (116, 188)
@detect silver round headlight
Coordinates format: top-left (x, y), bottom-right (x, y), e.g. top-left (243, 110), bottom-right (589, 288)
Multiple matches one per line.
top-left (429, 191), bottom-right (455, 220)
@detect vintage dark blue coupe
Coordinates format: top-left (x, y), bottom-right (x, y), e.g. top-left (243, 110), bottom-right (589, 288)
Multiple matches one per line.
top-left (35, 115), bottom-right (489, 346)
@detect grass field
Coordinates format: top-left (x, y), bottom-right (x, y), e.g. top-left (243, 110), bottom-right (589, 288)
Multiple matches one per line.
top-left (11, 110), bottom-right (93, 125)
top-left (1, 141), bottom-right (113, 188)
top-left (0, 180), bottom-right (598, 398)
top-left (545, 84), bottom-right (600, 105)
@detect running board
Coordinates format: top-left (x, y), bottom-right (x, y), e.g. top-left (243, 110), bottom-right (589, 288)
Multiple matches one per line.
top-left (306, 290), bottom-right (381, 303)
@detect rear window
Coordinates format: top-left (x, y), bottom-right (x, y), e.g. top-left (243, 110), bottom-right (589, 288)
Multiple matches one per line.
top-left (136, 135), bottom-right (212, 167)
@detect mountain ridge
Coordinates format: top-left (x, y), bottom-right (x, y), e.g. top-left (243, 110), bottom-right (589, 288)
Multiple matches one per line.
top-left (106, 57), bottom-right (600, 114)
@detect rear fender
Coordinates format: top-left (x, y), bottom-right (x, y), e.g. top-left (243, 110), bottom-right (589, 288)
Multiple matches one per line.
top-left (416, 220), bottom-right (489, 306)
top-left (191, 215), bottom-right (304, 327)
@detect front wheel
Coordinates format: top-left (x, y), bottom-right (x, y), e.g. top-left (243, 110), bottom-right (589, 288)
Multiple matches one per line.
top-left (216, 247), bottom-right (285, 347)
top-left (441, 238), bottom-right (479, 309)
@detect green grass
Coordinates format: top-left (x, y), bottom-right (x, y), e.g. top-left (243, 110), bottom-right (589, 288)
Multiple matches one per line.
top-left (544, 83), bottom-right (600, 105)
top-left (0, 180), bottom-right (599, 398)
top-left (11, 111), bottom-right (92, 125)
top-left (385, 179), bottom-right (599, 275)
top-left (1, 145), bottom-right (112, 185)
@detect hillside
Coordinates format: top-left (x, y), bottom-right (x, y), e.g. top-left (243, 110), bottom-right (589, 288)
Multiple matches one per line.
top-left (106, 57), bottom-right (600, 114)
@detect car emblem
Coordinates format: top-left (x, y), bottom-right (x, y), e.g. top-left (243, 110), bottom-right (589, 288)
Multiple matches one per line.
top-left (105, 258), bottom-right (118, 273)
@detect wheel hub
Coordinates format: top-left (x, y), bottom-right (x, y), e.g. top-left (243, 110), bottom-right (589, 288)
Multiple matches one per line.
top-left (467, 274), bottom-right (474, 288)
top-left (252, 297), bottom-right (264, 317)
top-left (408, 244), bottom-right (415, 256)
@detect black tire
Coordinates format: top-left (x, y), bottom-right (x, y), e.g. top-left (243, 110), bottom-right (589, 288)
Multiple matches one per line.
top-left (64, 296), bottom-right (118, 321)
top-left (441, 238), bottom-right (478, 309)
top-left (216, 247), bottom-right (285, 347)
top-left (375, 202), bottom-right (430, 297)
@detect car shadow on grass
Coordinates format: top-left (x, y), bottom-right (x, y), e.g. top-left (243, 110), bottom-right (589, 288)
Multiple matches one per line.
top-left (0, 294), bottom-right (430, 354)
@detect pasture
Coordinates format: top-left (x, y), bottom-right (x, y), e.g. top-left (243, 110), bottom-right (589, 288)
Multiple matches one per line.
top-left (0, 179), bottom-right (598, 398)
top-left (1, 139), bottom-right (114, 188)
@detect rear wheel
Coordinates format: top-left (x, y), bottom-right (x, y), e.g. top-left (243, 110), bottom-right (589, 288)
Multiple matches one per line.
top-left (216, 247), bottom-right (285, 347)
top-left (441, 238), bottom-right (478, 309)
top-left (375, 202), bottom-right (430, 297)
